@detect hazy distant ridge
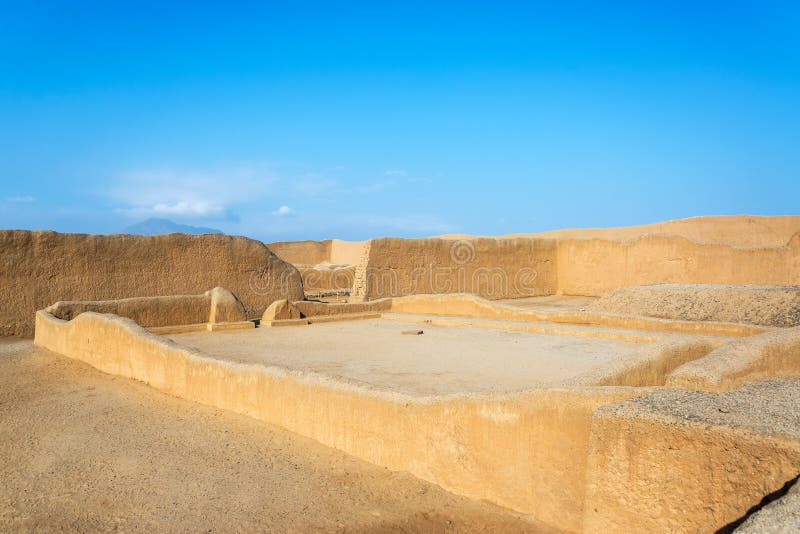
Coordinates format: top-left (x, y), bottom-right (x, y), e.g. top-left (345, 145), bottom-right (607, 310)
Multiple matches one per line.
top-left (123, 218), bottom-right (222, 235)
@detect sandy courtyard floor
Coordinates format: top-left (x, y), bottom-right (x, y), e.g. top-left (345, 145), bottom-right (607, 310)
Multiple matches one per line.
top-left (168, 319), bottom-right (646, 396)
top-left (497, 295), bottom-right (598, 313)
top-left (0, 340), bottom-right (551, 532)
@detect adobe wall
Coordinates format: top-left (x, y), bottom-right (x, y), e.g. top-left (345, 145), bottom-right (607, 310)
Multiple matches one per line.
top-left (583, 385), bottom-right (800, 532)
top-left (345, 232), bottom-right (799, 302)
top-left (35, 302), bottom-right (800, 531)
top-left (441, 215), bottom-right (800, 248)
top-left (268, 238), bottom-right (367, 267)
top-left (299, 266), bottom-right (355, 297)
top-left (317, 293), bottom-right (763, 337)
top-left (267, 239), bottom-right (331, 265)
top-left (352, 237), bottom-right (558, 300)
top-left (527, 215), bottom-right (800, 247)
top-left (45, 287), bottom-right (246, 328)
top-left (33, 309), bottom-right (645, 532)
top-left (666, 326), bottom-right (800, 391)
top-left (0, 230), bottom-right (303, 337)
top-left (292, 298), bottom-right (393, 318)
top-left (329, 239), bottom-right (366, 265)
top-left (556, 233), bottom-right (800, 297)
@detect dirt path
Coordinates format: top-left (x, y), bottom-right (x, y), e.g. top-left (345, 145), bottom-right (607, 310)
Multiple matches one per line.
top-left (0, 341), bottom-right (552, 533)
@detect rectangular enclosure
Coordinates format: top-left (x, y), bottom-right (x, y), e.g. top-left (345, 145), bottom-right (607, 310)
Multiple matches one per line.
top-left (168, 318), bottom-right (655, 396)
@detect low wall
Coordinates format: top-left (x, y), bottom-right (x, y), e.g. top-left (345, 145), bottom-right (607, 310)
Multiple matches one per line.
top-left (583, 386), bottom-right (800, 532)
top-left (292, 298), bottom-right (393, 318)
top-left (667, 326), bottom-right (800, 391)
top-left (34, 309), bottom-right (646, 532)
top-left (591, 340), bottom-right (720, 388)
top-left (35, 304), bottom-right (800, 531)
top-left (0, 230), bottom-right (303, 336)
top-left (294, 293), bottom-right (764, 337)
top-left (45, 287), bottom-right (246, 328)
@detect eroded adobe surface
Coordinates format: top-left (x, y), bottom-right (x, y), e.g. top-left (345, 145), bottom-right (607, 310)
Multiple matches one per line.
top-left (0, 230), bottom-right (303, 336)
top-left (9, 215), bottom-right (800, 533)
top-left (270, 216), bottom-right (800, 302)
top-left (30, 287), bottom-right (800, 532)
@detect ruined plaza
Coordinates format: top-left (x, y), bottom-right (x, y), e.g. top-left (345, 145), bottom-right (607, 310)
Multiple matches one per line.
top-left (1, 215), bottom-right (799, 532)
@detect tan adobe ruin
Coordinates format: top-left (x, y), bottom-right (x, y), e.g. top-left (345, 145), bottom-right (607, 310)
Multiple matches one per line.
top-left (5, 215), bottom-right (800, 532)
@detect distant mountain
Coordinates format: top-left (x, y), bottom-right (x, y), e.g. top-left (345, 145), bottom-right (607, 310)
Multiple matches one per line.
top-left (123, 218), bottom-right (223, 235)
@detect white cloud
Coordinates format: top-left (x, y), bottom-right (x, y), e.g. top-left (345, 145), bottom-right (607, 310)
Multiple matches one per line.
top-left (116, 201), bottom-right (225, 218)
top-left (106, 166), bottom-right (276, 220)
top-left (102, 163), bottom-right (446, 240)
top-left (356, 180), bottom-right (395, 194)
top-left (5, 195), bottom-right (35, 203)
top-left (151, 201), bottom-right (222, 216)
top-left (272, 205), bottom-right (295, 217)
top-left (106, 164), bottom-right (346, 224)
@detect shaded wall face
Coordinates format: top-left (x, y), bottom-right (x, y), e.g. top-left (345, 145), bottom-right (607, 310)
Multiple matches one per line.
top-left (300, 266), bottom-right (355, 296)
top-left (357, 237), bottom-right (558, 300)
top-left (1, 231), bottom-right (303, 337)
top-left (557, 234), bottom-right (800, 296)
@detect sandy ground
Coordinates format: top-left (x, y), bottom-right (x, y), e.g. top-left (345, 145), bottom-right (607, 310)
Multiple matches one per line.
top-left (737, 479), bottom-right (800, 533)
top-left (617, 377), bottom-right (800, 439)
top-left (590, 284), bottom-right (800, 327)
top-left (168, 319), bottom-right (644, 396)
top-left (497, 295), bottom-right (597, 313)
top-left (0, 340), bottom-right (552, 533)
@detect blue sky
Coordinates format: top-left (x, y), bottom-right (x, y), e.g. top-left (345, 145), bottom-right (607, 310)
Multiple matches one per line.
top-left (1, 1), bottom-right (799, 241)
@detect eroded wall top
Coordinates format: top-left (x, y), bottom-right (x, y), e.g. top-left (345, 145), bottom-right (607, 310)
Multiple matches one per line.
top-left (437, 215), bottom-right (800, 247)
